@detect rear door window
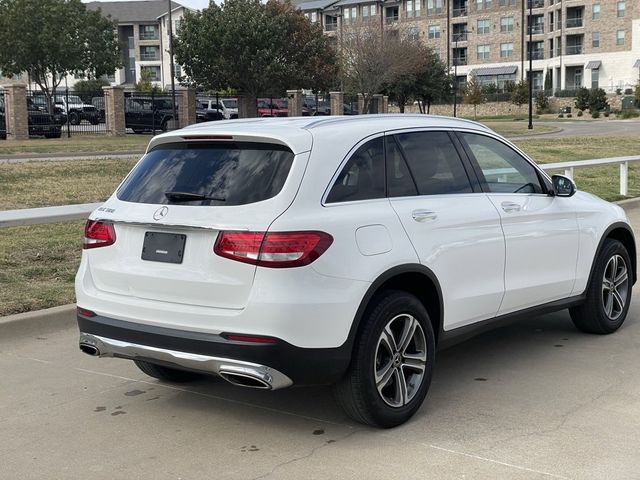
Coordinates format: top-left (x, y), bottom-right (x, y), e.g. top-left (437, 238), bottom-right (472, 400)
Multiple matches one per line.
top-left (326, 137), bottom-right (385, 203)
top-left (393, 131), bottom-right (473, 195)
top-left (117, 142), bottom-right (294, 206)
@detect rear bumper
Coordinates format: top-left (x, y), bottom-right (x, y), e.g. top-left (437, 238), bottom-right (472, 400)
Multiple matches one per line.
top-left (77, 313), bottom-right (351, 386)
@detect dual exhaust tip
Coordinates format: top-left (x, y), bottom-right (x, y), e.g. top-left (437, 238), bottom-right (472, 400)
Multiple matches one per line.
top-left (79, 342), bottom-right (272, 389)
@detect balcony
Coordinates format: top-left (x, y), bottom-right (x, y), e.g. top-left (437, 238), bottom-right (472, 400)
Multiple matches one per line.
top-left (140, 53), bottom-right (160, 61)
top-left (453, 56), bottom-right (468, 66)
top-left (528, 25), bottom-right (544, 34)
top-left (386, 15), bottom-right (399, 24)
top-left (453, 32), bottom-right (468, 42)
top-left (527, 0), bottom-right (544, 8)
top-left (453, 7), bottom-right (467, 17)
top-left (566, 44), bottom-right (583, 55)
top-left (325, 23), bottom-right (337, 32)
top-left (566, 17), bottom-right (583, 28)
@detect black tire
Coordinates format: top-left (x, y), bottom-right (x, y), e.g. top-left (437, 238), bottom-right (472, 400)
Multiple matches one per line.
top-left (570, 239), bottom-right (632, 334)
top-left (89, 117), bottom-right (99, 125)
top-left (134, 360), bottom-right (203, 383)
top-left (132, 128), bottom-right (145, 134)
top-left (69, 111), bottom-right (80, 125)
top-left (44, 132), bottom-right (61, 139)
top-left (160, 119), bottom-right (169, 132)
top-left (334, 290), bottom-right (435, 428)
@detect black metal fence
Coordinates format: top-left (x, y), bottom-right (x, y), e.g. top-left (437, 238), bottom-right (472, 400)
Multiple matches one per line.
top-left (0, 90), bottom-right (6, 139)
top-left (27, 89), bottom-right (106, 137)
top-left (124, 91), bottom-right (181, 135)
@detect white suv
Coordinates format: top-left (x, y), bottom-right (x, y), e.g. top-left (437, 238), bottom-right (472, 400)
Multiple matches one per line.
top-left (76, 115), bottom-right (635, 427)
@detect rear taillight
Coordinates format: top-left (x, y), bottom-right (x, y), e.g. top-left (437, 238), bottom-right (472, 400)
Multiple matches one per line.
top-left (83, 220), bottom-right (116, 249)
top-left (214, 231), bottom-right (333, 268)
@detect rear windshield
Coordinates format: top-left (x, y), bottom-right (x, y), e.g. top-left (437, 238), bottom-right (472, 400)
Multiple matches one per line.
top-left (117, 142), bottom-right (294, 206)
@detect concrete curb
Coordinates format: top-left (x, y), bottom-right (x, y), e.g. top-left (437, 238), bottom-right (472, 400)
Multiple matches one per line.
top-left (0, 151), bottom-right (142, 164)
top-left (0, 304), bottom-right (76, 338)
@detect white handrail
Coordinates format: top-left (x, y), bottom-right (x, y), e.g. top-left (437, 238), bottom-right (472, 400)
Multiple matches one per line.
top-left (1, 155), bottom-right (639, 228)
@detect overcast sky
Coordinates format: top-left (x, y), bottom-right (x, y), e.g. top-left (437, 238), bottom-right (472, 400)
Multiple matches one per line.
top-left (82, 0), bottom-right (212, 11)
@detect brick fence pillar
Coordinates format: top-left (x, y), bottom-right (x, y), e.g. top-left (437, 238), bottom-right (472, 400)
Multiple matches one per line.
top-left (177, 87), bottom-right (196, 128)
top-left (3, 84), bottom-right (29, 140)
top-left (382, 95), bottom-right (389, 113)
top-left (358, 94), bottom-right (365, 114)
top-left (330, 91), bottom-right (343, 116)
top-left (238, 95), bottom-right (257, 118)
top-left (286, 89), bottom-right (304, 117)
top-left (102, 86), bottom-right (125, 136)
top-left (372, 94), bottom-right (384, 114)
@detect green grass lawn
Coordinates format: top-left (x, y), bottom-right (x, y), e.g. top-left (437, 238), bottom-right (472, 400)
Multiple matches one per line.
top-left (483, 122), bottom-right (560, 137)
top-left (0, 133), bottom-right (639, 316)
top-left (0, 135), bottom-right (150, 155)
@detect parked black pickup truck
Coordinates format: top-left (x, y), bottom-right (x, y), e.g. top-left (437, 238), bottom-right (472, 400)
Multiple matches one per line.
top-left (0, 97), bottom-right (62, 139)
top-left (125, 97), bottom-right (177, 133)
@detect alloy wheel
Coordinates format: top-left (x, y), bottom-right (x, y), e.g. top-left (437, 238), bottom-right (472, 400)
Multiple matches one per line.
top-left (374, 314), bottom-right (427, 408)
top-left (602, 254), bottom-right (629, 321)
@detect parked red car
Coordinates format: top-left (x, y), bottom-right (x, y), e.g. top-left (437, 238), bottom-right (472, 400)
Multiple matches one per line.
top-left (257, 98), bottom-right (288, 117)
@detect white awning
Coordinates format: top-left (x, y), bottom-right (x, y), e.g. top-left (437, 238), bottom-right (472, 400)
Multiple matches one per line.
top-left (634, 59), bottom-right (640, 69)
top-left (471, 65), bottom-right (518, 76)
top-left (585, 61), bottom-right (601, 69)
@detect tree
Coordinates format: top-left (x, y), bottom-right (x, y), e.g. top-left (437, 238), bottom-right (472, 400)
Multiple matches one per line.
top-left (510, 80), bottom-right (528, 108)
top-left (174, 0), bottom-right (338, 110)
top-left (341, 24), bottom-right (421, 113)
top-left (135, 68), bottom-right (166, 95)
top-left (385, 44), bottom-right (448, 114)
top-left (74, 78), bottom-right (109, 103)
top-left (635, 84), bottom-right (640, 108)
top-left (463, 75), bottom-right (485, 119)
top-left (544, 71), bottom-right (552, 92)
top-left (0, 0), bottom-right (121, 112)
top-left (588, 87), bottom-right (608, 115)
top-left (575, 87), bottom-right (590, 111)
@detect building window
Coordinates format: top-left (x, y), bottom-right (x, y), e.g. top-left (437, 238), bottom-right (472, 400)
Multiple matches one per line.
top-left (476, 0), bottom-right (484, 10)
top-left (311, 11), bottom-right (317, 22)
top-left (406, 0), bottom-right (421, 17)
top-left (408, 27), bottom-right (420, 40)
top-left (371, 4), bottom-right (377, 15)
top-left (592, 3), bottom-right (600, 20)
top-left (325, 15), bottom-right (338, 31)
top-left (141, 66), bottom-right (161, 81)
top-left (428, 25), bottom-right (441, 38)
top-left (386, 6), bottom-right (399, 23)
top-left (139, 24), bottom-right (159, 40)
top-left (499, 0), bottom-right (515, 5)
top-left (173, 64), bottom-right (182, 79)
top-left (500, 16), bottom-right (513, 32)
top-left (173, 19), bottom-right (182, 33)
top-left (617, 1), bottom-right (625, 17)
top-left (617, 30), bottom-right (625, 45)
top-left (363, 5), bottom-right (369, 16)
top-left (591, 68), bottom-right (599, 89)
top-left (344, 7), bottom-right (357, 23)
top-left (477, 19), bottom-right (490, 34)
top-left (140, 45), bottom-right (160, 61)
top-left (500, 42), bottom-right (513, 57)
top-left (592, 32), bottom-right (599, 48)
top-left (427, 0), bottom-right (442, 15)
top-left (477, 44), bottom-right (490, 60)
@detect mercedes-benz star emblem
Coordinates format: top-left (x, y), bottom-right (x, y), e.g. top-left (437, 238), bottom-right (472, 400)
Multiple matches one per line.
top-left (153, 206), bottom-right (169, 221)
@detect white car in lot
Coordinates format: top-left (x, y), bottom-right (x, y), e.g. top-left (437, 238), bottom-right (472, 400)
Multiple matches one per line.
top-left (76, 115), bottom-right (635, 427)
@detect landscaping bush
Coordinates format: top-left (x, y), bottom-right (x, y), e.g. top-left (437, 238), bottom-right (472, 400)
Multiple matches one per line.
top-left (558, 113), bottom-right (564, 118)
top-left (591, 111), bottom-right (600, 118)
top-left (567, 113), bottom-right (572, 118)
top-left (604, 111), bottom-right (610, 117)
top-left (534, 91), bottom-right (550, 114)
top-left (621, 109), bottom-right (640, 119)
top-left (588, 88), bottom-right (608, 115)
top-left (577, 110), bottom-right (583, 117)
top-left (574, 87), bottom-right (590, 112)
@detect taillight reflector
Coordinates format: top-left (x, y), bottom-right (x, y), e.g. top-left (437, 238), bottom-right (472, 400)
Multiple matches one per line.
top-left (83, 220), bottom-right (116, 249)
top-left (77, 307), bottom-right (96, 317)
top-left (224, 334), bottom-right (278, 344)
top-left (214, 231), bottom-right (333, 268)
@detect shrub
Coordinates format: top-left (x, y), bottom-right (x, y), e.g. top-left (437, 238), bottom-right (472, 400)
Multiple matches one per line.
top-left (73, 78), bottom-right (110, 103)
top-left (534, 91), bottom-right (550, 114)
top-left (635, 84), bottom-right (640, 107)
top-left (574, 87), bottom-right (590, 111)
top-left (566, 113), bottom-right (572, 118)
top-left (625, 88), bottom-right (633, 95)
top-left (588, 88), bottom-right (608, 114)
top-left (591, 110), bottom-right (600, 119)
top-left (604, 111), bottom-right (610, 117)
top-left (620, 109), bottom-right (640, 119)
top-left (616, 88), bottom-right (622, 95)
top-left (577, 110), bottom-right (583, 117)
top-left (558, 113), bottom-right (564, 118)
top-left (510, 81), bottom-right (528, 107)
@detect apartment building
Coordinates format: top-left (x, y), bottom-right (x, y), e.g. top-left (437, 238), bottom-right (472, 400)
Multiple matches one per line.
top-left (85, 0), bottom-right (191, 89)
top-left (298, 0), bottom-right (640, 92)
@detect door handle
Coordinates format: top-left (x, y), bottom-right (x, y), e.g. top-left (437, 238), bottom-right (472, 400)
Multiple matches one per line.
top-left (501, 201), bottom-right (522, 213)
top-left (412, 209), bottom-right (437, 222)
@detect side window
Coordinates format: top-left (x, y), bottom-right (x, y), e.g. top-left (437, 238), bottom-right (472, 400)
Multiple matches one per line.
top-left (326, 137), bottom-right (385, 203)
top-left (394, 131), bottom-right (472, 195)
top-left (461, 133), bottom-right (544, 194)
top-left (386, 136), bottom-right (418, 197)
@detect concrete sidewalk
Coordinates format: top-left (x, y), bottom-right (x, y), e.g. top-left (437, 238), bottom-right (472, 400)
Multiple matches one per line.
top-left (0, 151), bottom-right (142, 164)
top-left (2, 204), bottom-right (640, 479)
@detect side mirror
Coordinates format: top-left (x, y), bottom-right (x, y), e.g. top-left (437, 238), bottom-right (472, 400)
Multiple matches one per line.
top-left (552, 174), bottom-right (576, 197)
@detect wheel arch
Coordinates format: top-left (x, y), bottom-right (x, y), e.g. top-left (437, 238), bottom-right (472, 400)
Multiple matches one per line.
top-left (345, 264), bottom-right (444, 352)
top-left (588, 222), bottom-right (637, 288)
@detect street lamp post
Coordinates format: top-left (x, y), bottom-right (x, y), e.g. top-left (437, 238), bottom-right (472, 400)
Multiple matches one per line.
top-left (527, 0), bottom-right (533, 129)
top-left (167, 0), bottom-right (177, 130)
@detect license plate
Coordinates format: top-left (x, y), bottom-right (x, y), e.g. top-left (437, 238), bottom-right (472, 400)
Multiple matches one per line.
top-left (141, 232), bottom-right (186, 264)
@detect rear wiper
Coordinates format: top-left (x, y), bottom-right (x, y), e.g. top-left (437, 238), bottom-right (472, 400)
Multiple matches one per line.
top-left (164, 191), bottom-right (226, 202)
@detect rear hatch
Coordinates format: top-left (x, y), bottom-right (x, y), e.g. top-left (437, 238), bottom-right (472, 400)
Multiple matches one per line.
top-left (85, 138), bottom-right (309, 309)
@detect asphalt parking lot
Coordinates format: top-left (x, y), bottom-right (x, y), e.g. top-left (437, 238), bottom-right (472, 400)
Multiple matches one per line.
top-left (3, 203), bottom-right (640, 480)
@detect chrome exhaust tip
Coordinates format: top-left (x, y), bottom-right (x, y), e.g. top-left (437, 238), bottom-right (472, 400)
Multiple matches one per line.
top-left (79, 343), bottom-right (100, 356)
top-left (219, 370), bottom-right (272, 389)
